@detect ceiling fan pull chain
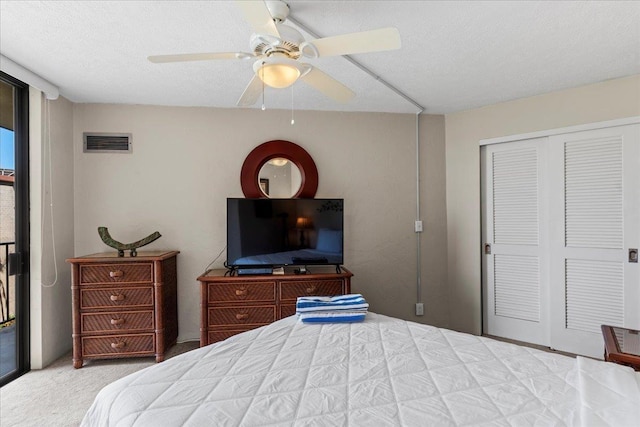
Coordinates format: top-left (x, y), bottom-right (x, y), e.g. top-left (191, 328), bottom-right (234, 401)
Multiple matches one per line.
top-left (291, 85), bottom-right (295, 125)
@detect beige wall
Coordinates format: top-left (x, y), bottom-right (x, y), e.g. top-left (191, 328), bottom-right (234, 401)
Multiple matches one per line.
top-left (30, 92), bottom-right (74, 368)
top-left (31, 74), bottom-right (638, 364)
top-left (445, 74), bottom-right (640, 335)
top-left (71, 105), bottom-right (449, 341)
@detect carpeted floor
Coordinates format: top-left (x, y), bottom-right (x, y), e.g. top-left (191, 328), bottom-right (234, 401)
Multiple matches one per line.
top-left (0, 341), bottom-right (200, 427)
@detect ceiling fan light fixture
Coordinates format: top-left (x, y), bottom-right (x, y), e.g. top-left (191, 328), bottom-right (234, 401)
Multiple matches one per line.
top-left (268, 158), bottom-right (289, 166)
top-left (260, 63), bottom-right (300, 88)
top-left (253, 56), bottom-right (301, 89)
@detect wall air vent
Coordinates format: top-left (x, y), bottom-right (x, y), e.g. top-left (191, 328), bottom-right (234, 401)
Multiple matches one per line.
top-left (83, 133), bottom-right (132, 153)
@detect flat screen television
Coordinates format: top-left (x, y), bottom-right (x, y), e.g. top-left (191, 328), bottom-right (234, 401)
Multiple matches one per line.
top-left (226, 198), bottom-right (344, 268)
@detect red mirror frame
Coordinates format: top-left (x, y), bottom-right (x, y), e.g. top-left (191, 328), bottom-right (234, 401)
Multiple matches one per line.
top-left (240, 140), bottom-right (318, 198)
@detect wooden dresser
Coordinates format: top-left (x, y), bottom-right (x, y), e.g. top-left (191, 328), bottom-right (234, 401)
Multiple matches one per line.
top-left (68, 251), bottom-right (179, 368)
top-left (198, 267), bottom-right (352, 346)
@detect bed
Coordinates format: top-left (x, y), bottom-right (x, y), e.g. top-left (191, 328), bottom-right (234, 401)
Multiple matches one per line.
top-left (82, 313), bottom-right (640, 426)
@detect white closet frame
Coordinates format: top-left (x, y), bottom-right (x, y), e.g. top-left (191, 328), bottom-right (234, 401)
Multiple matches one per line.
top-left (479, 117), bottom-right (640, 147)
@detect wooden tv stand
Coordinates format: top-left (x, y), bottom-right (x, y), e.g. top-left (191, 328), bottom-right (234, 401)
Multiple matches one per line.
top-left (198, 267), bottom-right (352, 346)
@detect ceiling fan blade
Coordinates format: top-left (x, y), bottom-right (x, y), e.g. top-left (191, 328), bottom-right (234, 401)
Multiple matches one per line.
top-left (235, 0), bottom-right (280, 39)
top-left (302, 27), bottom-right (401, 58)
top-left (148, 52), bottom-right (254, 63)
top-left (237, 75), bottom-right (263, 107)
top-left (299, 67), bottom-right (355, 104)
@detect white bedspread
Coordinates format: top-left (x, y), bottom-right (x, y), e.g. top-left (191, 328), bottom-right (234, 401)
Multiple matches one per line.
top-left (576, 356), bottom-right (640, 426)
top-left (82, 313), bottom-right (640, 426)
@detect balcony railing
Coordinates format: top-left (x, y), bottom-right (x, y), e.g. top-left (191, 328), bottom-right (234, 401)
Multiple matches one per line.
top-left (0, 241), bottom-right (15, 325)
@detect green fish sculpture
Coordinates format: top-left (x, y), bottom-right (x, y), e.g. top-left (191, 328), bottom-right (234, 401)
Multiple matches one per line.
top-left (98, 227), bottom-right (161, 257)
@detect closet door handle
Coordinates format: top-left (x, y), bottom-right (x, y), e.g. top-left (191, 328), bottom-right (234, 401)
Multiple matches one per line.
top-left (630, 248), bottom-right (638, 263)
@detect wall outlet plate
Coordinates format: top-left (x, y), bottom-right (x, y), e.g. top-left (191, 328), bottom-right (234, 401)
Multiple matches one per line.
top-left (415, 302), bottom-right (424, 316)
top-left (415, 220), bottom-right (423, 233)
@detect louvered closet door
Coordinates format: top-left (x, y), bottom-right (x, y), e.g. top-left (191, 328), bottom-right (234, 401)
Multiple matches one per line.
top-left (482, 138), bottom-right (549, 346)
top-left (548, 124), bottom-right (640, 358)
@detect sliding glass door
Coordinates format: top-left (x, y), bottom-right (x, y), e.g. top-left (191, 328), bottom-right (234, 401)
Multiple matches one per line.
top-left (0, 71), bottom-right (29, 386)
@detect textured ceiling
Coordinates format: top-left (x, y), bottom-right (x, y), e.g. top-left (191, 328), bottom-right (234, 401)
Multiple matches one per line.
top-left (1, 1), bottom-right (639, 114)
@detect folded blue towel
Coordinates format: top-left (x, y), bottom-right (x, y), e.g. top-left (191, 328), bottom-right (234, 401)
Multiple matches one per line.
top-left (299, 311), bottom-right (367, 324)
top-left (296, 294), bottom-right (369, 314)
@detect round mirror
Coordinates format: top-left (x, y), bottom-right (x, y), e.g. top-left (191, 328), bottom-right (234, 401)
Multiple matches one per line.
top-left (258, 157), bottom-right (302, 198)
top-left (241, 140), bottom-right (318, 198)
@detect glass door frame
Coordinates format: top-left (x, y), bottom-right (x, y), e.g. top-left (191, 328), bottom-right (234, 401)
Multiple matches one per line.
top-left (1, 71), bottom-right (30, 386)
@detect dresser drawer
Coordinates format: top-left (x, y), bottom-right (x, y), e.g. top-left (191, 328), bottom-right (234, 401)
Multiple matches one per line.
top-left (79, 263), bottom-right (153, 285)
top-left (81, 333), bottom-right (155, 357)
top-left (208, 305), bottom-right (276, 327)
top-left (198, 268), bottom-right (352, 349)
top-left (80, 287), bottom-right (154, 310)
top-left (207, 328), bottom-right (258, 344)
top-left (208, 281), bottom-right (276, 303)
top-left (280, 304), bottom-right (296, 318)
top-left (279, 280), bottom-right (344, 301)
top-left (81, 310), bottom-right (154, 333)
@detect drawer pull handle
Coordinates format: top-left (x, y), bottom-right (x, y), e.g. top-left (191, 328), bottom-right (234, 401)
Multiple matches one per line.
top-left (235, 289), bottom-right (247, 296)
top-left (110, 294), bottom-right (125, 302)
top-left (109, 270), bottom-right (124, 278)
top-left (111, 341), bottom-right (126, 349)
top-left (306, 285), bottom-right (317, 294)
top-left (110, 318), bottom-right (125, 326)
top-left (236, 313), bottom-right (249, 320)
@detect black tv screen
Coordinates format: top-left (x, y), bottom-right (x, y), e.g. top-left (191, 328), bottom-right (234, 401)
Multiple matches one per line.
top-left (227, 198), bottom-right (344, 267)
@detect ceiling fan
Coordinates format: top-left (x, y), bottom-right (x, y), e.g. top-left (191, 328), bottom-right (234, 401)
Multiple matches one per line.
top-left (147, 0), bottom-right (401, 107)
